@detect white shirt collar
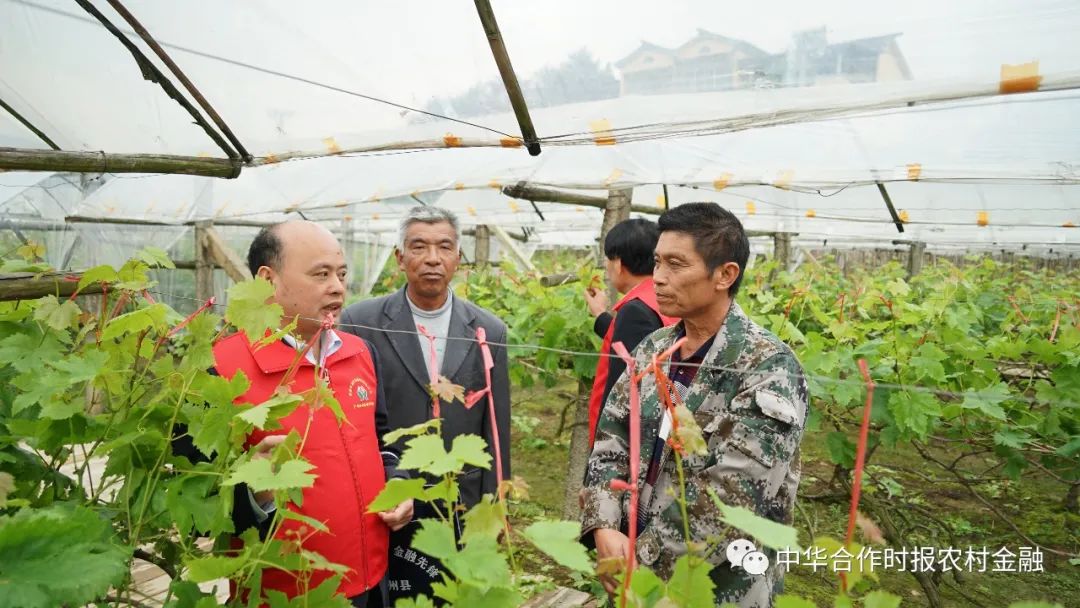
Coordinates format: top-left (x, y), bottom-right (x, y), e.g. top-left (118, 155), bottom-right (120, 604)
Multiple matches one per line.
top-left (281, 329), bottom-right (343, 367)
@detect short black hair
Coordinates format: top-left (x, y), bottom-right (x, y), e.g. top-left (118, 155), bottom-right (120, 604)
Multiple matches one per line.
top-left (604, 218), bottom-right (659, 276)
top-left (657, 203), bottom-right (750, 297)
top-left (247, 223), bottom-right (284, 276)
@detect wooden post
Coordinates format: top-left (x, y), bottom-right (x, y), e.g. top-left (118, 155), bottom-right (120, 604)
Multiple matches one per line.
top-left (490, 225), bottom-right (536, 272)
top-left (907, 241), bottom-right (926, 278)
top-left (194, 221), bottom-right (214, 303)
top-left (772, 232), bottom-right (792, 279)
top-left (561, 187), bottom-right (633, 520)
top-left (474, 224), bottom-right (491, 267)
top-left (562, 379), bottom-right (592, 520)
top-left (598, 188), bottom-right (632, 300)
top-left (202, 225), bottom-right (252, 284)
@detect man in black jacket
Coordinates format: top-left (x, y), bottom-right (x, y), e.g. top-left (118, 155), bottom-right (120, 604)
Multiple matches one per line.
top-left (339, 206), bottom-right (511, 603)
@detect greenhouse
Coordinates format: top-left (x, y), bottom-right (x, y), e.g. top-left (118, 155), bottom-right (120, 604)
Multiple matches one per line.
top-left (0, 1), bottom-right (1077, 607)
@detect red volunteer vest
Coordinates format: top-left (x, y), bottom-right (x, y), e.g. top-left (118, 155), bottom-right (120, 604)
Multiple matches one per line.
top-left (587, 278), bottom-right (677, 446)
top-left (213, 331), bottom-right (388, 600)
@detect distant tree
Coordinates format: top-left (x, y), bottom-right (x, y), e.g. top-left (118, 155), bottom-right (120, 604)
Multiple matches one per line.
top-left (420, 48), bottom-right (619, 121)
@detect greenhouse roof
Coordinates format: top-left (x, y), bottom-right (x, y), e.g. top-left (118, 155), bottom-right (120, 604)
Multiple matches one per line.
top-left (1, 0), bottom-right (1078, 253)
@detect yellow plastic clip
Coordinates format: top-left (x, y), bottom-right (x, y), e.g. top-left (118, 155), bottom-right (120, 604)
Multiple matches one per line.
top-left (745, 201), bottom-right (756, 215)
top-left (323, 137), bottom-right (342, 155)
top-left (1000, 61), bottom-right (1042, 94)
top-left (500, 138), bottom-right (523, 148)
top-left (509, 201), bottom-right (520, 212)
top-left (805, 209), bottom-right (816, 218)
top-left (977, 211), bottom-right (989, 226)
top-left (454, 182), bottom-right (465, 191)
top-left (906, 164), bottom-right (922, 181)
top-left (713, 173), bottom-right (732, 190)
top-left (603, 168), bottom-right (624, 186)
top-left (899, 210), bottom-right (910, 223)
top-left (444, 133), bottom-right (462, 147)
top-left (467, 206), bottom-right (477, 216)
top-left (774, 170), bottom-right (794, 190)
top-left (488, 180), bottom-right (501, 189)
top-left (590, 119), bottom-right (616, 146)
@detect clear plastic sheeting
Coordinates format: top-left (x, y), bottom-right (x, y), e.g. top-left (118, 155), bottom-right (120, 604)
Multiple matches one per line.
top-left (0, 0), bottom-right (1078, 261)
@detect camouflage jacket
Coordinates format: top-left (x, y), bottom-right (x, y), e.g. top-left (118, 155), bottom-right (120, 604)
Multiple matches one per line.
top-left (581, 302), bottom-right (808, 608)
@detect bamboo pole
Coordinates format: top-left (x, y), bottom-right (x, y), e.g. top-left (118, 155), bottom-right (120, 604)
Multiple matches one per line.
top-left (0, 271), bottom-right (104, 302)
top-left (0, 148), bottom-right (241, 178)
top-left (73, 0), bottom-right (239, 160)
top-left (103, 0), bottom-right (252, 162)
top-left (0, 96), bottom-right (60, 150)
top-left (472, 0), bottom-right (541, 156)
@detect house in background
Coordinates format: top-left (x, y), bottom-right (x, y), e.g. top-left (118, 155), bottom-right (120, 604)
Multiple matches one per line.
top-left (616, 27), bottom-right (911, 95)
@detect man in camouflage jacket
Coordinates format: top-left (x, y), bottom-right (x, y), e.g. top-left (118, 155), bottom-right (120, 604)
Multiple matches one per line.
top-left (581, 203), bottom-right (808, 608)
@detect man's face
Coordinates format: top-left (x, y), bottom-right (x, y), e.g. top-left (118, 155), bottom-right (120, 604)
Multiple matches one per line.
top-left (652, 231), bottom-right (725, 319)
top-left (258, 223), bottom-right (347, 339)
top-left (397, 220), bottom-right (460, 301)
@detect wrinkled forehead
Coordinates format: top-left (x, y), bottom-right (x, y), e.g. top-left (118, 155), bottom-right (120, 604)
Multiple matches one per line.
top-left (655, 230), bottom-right (703, 260)
top-left (404, 220), bottom-right (458, 244)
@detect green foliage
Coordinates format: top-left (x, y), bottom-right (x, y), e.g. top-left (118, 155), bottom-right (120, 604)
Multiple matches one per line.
top-left (0, 504), bottom-right (131, 608)
top-left (226, 278), bottom-right (283, 338)
top-left (0, 256), bottom-right (352, 606)
top-left (521, 520), bottom-right (592, 573)
top-left (707, 488), bottom-right (802, 551)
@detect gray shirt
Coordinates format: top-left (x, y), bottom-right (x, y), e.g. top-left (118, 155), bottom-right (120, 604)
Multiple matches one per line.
top-left (406, 290), bottom-right (453, 375)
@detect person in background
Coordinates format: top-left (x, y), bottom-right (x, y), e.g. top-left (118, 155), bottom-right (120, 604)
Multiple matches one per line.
top-left (339, 206), bottom-right (511, 603)
top-left (584, 218), bottom-right (677, 448)
top-left (581, 203), bottom-right (808, 607)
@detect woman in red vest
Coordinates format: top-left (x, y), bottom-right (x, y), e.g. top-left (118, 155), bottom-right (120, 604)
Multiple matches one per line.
top-left (584, 219), bottom-right (678, 447)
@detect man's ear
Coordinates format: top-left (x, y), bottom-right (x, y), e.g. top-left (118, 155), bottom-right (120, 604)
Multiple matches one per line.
top-left (394, 248), bottom-right (405, 269)
top-left (256, 266), bottom-right (275, 284)
top-left (713, 262), bottom-right (741, 292)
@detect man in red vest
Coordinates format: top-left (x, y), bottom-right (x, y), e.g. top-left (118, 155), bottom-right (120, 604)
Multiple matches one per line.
top-left (214, 221), bottom-right (413, 607)
top-left (584, 219), bottom-right (678, 447)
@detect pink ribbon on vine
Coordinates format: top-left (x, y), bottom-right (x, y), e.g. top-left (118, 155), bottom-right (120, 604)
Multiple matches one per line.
top-left (465, 327), bottom-right (504, 492)
top-left (416, 324), bottom-right (442, 418)
top-left (840, 358), bottom-right (875, 592)
top-left (606, 336), bottom-right (687, 607)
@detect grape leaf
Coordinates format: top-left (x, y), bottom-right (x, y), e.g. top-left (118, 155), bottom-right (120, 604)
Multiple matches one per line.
top-left (460, 497), bottom-right (506, 547)
top-left (384, 419), bottom-right (440, 445)
top-left (226, 279), bottom-right (283, 339)
top-left (411, 518), bottom-right (458, 561)
top-left (706, 488), bottom-right (802, 551)
top-left (863, 591), bottom-right (902, 608)
top-left (183, 555), bottom-right (247, 583)
top-left (960, 382), bottom-right (1011, 420)
top-left (366, 478), bottom-right (427, 514)
top-left (429, 375), bottom-right (465, 404)
top-left (16, 240), bottom-right (45, 261)
top-left (224, 458), bottom-right (317, 492)
top-left (134, 246), bottom-right (175, 269)
top-left (522, 520), bottom-right (591, 573)
top-left (77, 265), bottom-right (119, 291)
top-left (33, 296), bottom-right (81, 332)
top-left (0, 504), bottom-right (130, 608)
top-left (775, 596), bottom-right (816, 608)
top-left (666, 554), bottom-right (715, 608)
